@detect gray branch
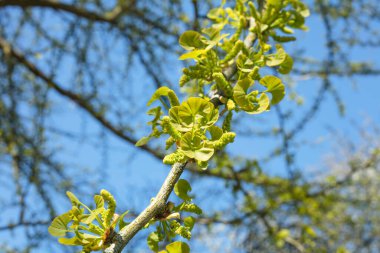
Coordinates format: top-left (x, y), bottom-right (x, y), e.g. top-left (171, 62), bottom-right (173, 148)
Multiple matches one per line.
top-left (103, 162), bottom-right (187, 253)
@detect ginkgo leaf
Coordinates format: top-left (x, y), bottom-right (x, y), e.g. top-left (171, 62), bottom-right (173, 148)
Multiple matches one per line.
top-left (233, 78), bottom-right (271, 114)
top-left (207, 7), bottom-right (225, 20)
top-left (174, 179), bottom-right (192, 202)
top-left (233, 78), bottom-right (253, 110)
top-left (147, 232), bottom-right (160, 252)
top-left (266, 46), bottom-right (287, 67)
top-left (58, 237), bottom-right (85, 246)
top-left (159, 241), bottom-right (190, 253)
top-left (178, 98), bottom-right (218, 129)
top-left (193, 147), bottom-right (214, 161)
top-left (202, 27), bottom-right (221, 40)
top-left (180, 132), bottom-right (214, 161)
top-left (179, 31), bottom-right (206, 51)
top-left (245, 93), bottom-right (270, 114)
top-left (259, 76), bottom-right (285, 105)
top-left (267, 0), bottom-right (282, 8)
top-left (278, 54), bottom-right (294, 74)
top-left (204, 33), bottom-right (229, 51)
top-left (208, 125), bottom-right (223, 140)
top-left (179, 49), bottom-right (206, 60)
top-left (169, 98), bottom-right (218, 132)
top-left (94, 195), bottom-right (104, 209)
top-left (82, 208), bottom-right (103, 225)
top-left (48, 211), bottom-right (72, 237)
top-left (184, 216), bottom-right (196, 231)
top-left (118, 210), bottom-right (130, 230)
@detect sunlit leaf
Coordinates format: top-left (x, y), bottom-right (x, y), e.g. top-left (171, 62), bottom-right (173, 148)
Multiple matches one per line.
top-left (48, 212), bottom-right (72, 237)
top-left (118, 210), bottom-right (130, 230)
top-left (278, 55), bottom-right (294, 74)
top-left (184, 216), bottom-right (196, 231)
top-left (245, 93), bottom-right (270, 114)
top-left (82, 208), bottom-right (103, 225)
top-left (94, 195), bottom-right (104, 209)
top-left (266, 46), bottom-right (286, 67)
top-left (179, 49), bottom-right (206, 60)
top-left (58, 237), bottom-right (84, 246)
top-left (170, 98), bottom-right (218, 132)
top-left (260, 75), bottom-right (285, 105)
top-left (179, 31), bottom-right (206, 51)
top-left (180, 132), bottom-right (214, 161)
top-left (208, 125), bottom-right (223, 140)
top-left (268, 0), bottom-right (282, 8)
top-left (174, 179), bottom-right (192, 202)
top-left (147, 232), bottom-right (160, 252)
top-left (160, 241), bottom-right (190, 253)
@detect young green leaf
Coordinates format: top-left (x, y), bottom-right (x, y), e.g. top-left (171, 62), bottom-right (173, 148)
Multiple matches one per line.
top-left (169, 98), bottom-right (218, 132)
top-left (118, 210), bottom-right (130, 230)
top-left (266, 46), bottom-right (287, 67)
top-left (233, 79), bottom-right (270, 114)
top-left (177, 203), bottom-right (203, 215)
top-left (183, 216), bottom-right (196, 231)
top-left (94, 195), bottom-right (104, 209)
top-left (174, 179), bottom-right (192, 202)
top-left (208, 125), bottom-right (223, 140)
top-left (179, 49), bottom-right (206, 61)
top-left (48, 212), bottom-right (72, 237)
top-left (147, 232), bottom-right (160, 252)
top-left (260, 75), bottom-right (285, 105)
top-left (179, 31), bottom-right (206, 51)
top-left (58, 237), bottom-right (85, 246)
top-left (160, 241), bottom-right (190, 253)
top-left (180, 132), bottom-right (214, 162)
top-left (82, 208), bottom-right (103, 225)
top-left (278, 54), bottom-right (294, 74)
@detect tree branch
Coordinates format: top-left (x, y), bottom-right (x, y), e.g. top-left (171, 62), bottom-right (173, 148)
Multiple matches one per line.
top-left (103, 162), bottom-right (188, 253)
top-left (0, 0), bottom-right (174, 36)
top-left (0, 0), bottom-right (124, 23)
top-left (0, 220), bottom-right (50, 231)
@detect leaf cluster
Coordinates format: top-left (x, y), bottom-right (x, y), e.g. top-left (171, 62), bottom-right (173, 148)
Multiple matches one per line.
top-left (48, 190), bottom-right (128, 252)
top-left (146, 179), bottom-right (202, 252)
top-left (138, 89), bottom-right (236, 170)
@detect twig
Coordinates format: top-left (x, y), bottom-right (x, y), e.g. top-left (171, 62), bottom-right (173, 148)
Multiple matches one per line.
top-left (103, 162), bottom-right (187, 253)
top-left (0, 0), bottom-right (124, 23)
